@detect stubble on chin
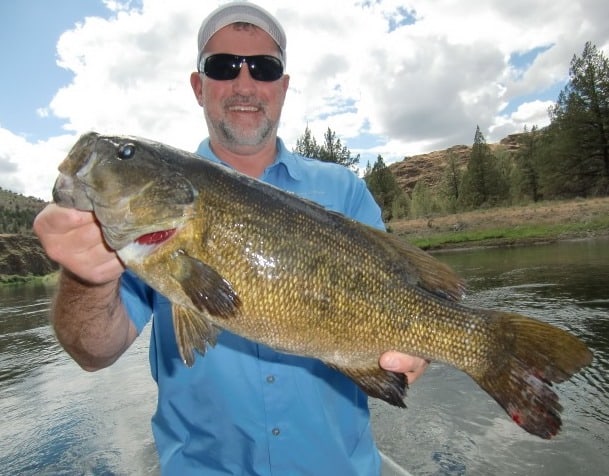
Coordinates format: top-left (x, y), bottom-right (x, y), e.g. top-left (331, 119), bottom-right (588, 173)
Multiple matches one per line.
top-left (217, 117), bottom-right (275, 148)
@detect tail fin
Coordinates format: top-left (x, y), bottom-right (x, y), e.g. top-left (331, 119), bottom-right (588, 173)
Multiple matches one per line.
top-left (473, 312), bottom-right (592, 439)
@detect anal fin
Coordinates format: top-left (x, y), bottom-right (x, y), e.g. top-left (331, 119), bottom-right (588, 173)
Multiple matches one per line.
top-left (330, 364), bottom-right (408, 407)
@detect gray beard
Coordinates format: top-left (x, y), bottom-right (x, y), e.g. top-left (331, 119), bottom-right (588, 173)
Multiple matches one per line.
top-left (217, 118), bottom-right (275, 148)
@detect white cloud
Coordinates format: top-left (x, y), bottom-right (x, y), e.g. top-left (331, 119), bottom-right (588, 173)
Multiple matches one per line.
top-left (0, 127), bottom-right (76, 201)
top-left (1, 0), bottom-right (608, 199)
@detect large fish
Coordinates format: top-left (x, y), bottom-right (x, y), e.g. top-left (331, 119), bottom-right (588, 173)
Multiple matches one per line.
top-left (53, 132), bottom-right (592, 439)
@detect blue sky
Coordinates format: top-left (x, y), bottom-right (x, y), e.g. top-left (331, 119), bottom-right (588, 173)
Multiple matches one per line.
top-left (0, 0), bottom-right (109, 141)
top-left (1, 0), bottom-right (607, 200)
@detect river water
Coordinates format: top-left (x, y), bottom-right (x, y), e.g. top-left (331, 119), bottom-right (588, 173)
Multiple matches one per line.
top-left (1, 238), bottom-right (608, 475)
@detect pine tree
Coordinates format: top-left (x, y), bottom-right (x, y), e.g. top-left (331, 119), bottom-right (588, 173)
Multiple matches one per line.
top-left (514, 126), bottom-right (543, 202)
top-left (293, 126), bottom-right (359, 169)
top-left (545, 42), bottom-right (609, 197)
top-left (293, 125), bottom-right (320, 159)
top-left (439, 152), bottom-right (463, 212)
top-left (318, 128), bottom-right (360, 168)
top-left (364, 155), bottom-right (406, 221)
top-left (459, 126), bottom-right (509, 208)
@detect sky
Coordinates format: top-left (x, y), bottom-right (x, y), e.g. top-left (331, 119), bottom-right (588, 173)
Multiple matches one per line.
top-left (1, 0), bottom-right (607, 201)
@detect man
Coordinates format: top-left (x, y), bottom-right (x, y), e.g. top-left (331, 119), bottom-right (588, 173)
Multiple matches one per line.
top-left (34, 2), bottom-right (428, 474)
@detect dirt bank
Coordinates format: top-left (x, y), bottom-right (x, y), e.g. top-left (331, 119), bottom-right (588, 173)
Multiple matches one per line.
top-left (0, 234), bottom-right (58, 281)
top-left (391, 197), bottom-right (609, 249)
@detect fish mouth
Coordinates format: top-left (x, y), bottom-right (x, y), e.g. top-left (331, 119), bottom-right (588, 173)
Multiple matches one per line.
top-left (53, 173), bottom-right (94, 211)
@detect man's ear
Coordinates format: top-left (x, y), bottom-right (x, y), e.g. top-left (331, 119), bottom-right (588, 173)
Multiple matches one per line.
top-left (190, 72), bottom-right (205, 107)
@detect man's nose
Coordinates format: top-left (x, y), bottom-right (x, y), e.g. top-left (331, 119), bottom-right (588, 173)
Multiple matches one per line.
top-left (232, 61), bottom-right (257, 93)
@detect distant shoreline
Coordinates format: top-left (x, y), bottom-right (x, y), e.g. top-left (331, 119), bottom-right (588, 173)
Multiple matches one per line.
top-left (391, 196), bottom-right (609, 252)
top-left (2, 197), bottom-right (609, 285)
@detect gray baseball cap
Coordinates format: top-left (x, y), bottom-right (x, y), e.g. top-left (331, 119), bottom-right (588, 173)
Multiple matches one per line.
top-left (197, 2), bottom-right (287, 66)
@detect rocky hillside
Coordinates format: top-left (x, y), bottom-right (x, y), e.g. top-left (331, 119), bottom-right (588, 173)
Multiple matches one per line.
top-left (0, 188), bottom-right (57, 280)
top-left (389, 133), bottom-right (525, 194)
top-left (0, 187), bottom-right (48, 211)
top-left (0, 233), bottom-right (58, 280)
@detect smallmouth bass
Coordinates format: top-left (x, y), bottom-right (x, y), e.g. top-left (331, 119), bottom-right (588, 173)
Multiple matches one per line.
top-left (52, 132), bottom-right (593, 439)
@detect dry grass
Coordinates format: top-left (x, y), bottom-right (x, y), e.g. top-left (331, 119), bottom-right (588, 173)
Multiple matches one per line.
top-left (391, 197), bottom-right (609, 249)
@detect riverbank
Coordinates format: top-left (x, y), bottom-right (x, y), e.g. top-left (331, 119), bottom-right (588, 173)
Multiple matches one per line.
top-left (2, 197), bottom-right (609, 285)
top-left (391, 196), bottom-right (609, 251)
top-left (0, 234), bottom-right (58, 285)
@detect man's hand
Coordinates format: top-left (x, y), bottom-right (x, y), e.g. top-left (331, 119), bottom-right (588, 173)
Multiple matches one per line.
top-left (379, 352), bottom-right (429, 384)
top-left (33, 204), bottom-right (124, 284)
top-left (33, 204), bottom-right (136, 370)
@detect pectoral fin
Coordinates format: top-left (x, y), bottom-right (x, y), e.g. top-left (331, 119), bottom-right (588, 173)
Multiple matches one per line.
top-left (329, 364), bottom-right (407, 407)
top-left (172, 304), bottom-right (221, 366)
top-left (171, 249), bottom-right (241, 319)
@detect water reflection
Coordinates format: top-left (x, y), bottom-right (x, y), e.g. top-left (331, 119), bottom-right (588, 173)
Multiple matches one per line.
top-left (371, 238), bottom-right (609, 476)
top-left (0, 283), bottom-right (159, 475)
top-left (1, 239), bottom-right (608, 475)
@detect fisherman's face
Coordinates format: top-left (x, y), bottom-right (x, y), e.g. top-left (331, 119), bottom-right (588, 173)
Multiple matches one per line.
top-left (191, 24), bottom-right (290, 154)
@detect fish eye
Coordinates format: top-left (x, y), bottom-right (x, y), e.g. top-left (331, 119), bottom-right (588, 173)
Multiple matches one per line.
top-left (117, 143), bottom-right (136, 160)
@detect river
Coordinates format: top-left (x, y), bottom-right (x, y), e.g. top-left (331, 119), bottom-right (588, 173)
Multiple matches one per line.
top-left (1, 238), bottom-right (608, 475)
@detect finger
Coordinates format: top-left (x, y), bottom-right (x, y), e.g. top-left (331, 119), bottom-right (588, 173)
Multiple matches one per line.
top-left (34, 204), bottom-right (95, 236)
top-left (379, 352), bottom-right (430, 384)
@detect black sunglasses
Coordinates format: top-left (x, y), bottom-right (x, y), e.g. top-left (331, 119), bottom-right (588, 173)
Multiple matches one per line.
top-left (199, 54), bottom-right (284, 82)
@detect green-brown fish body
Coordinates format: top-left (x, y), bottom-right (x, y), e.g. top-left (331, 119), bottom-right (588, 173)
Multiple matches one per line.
top-left (53, 132), bottom-right (592, 439)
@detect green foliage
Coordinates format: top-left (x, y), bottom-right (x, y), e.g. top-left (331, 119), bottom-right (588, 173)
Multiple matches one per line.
top-left (407, 214), bottom-right (609, 250)
top-left (410, 180), bottom-right (440, 218)
top-left (391, 192), bottom-right (411, 220)
top-left (544, 41), bottom-right (609, 197)
top-left (293, 126), bottom-right (359, 168)
top-left (0, 205), bottom-right (39, 234)
top-left (293, 125), bottom-right (320, 159)
top-left (0, 188), bottom-right (46, 234)
top-left (364, 155), bottom-right (408, 221)
top-left (438, 152), bottom-right (463, 213)
top-left (459, 126), bottom-right (510, 209)
top-left (513, 125), bottom-right (543, 202)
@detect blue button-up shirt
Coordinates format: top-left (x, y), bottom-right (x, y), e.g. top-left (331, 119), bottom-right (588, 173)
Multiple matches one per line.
top-left (121, 138), bottom-right (385, 475)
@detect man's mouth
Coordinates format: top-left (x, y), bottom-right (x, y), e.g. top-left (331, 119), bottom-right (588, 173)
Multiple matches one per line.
top-left (228, 105), bottom-right (260, 112)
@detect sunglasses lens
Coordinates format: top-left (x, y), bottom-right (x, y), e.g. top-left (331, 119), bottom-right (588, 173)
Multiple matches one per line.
top-left (203, 54), bottom-right (241, 80)
top-left (247, 56), bottom-right (284, 81)
top-left (202, 54), bottom-right (283, 82)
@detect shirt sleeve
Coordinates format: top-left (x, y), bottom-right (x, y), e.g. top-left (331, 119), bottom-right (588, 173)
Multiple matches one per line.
top-left (120, 270), bottom-right (154, 333)
top-left (346, 175), bottom-right (385, 231)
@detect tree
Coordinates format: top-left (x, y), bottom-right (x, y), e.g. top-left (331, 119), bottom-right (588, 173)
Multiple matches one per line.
top-left (546, 42), bottom-right (609, 197)
top-left (293, 126), bottom-right (360, 169)
top-left (409, 180), bottom-right (438, 218)
top-left (318, 128), bottom-right (360, 168)
top-left (514, 126), bottom-right (543, 202)
top-left (364, 155), bottom-right (406, 221)
top-left (438, 152), bottom-right (463, 213)
top-left (293, 125), bottom-right (320, 159)
top-left (459, 126), bottom-right (508, 208)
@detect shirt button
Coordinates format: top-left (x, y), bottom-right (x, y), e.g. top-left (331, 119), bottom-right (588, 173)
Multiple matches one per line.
top-left (266, 375), bottom-right (276, 383)
top-left (272, 428), bottom-right (281, 436)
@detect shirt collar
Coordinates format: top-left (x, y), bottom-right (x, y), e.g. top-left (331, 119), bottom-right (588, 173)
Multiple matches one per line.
top-left (194, 138), bottom-right (303, 181)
